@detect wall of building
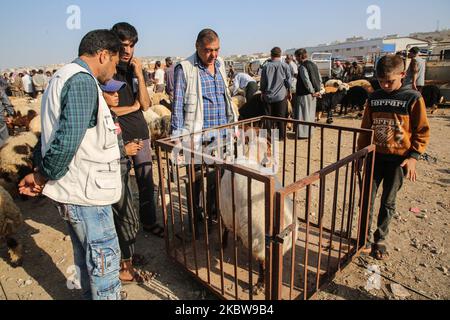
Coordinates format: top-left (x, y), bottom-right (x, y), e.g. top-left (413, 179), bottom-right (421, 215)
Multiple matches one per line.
top-left (287, 37), bottom-right (429, 61)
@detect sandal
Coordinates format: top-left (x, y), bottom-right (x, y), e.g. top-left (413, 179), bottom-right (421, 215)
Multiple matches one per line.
top-left (120, 270), bottom-right (145, 285)
top-left (143, 224), bottom-right (165, 238)
top-left (373, 243), bottom-right (390, 261)
top-left (360, 243), bottom-right (373, 255)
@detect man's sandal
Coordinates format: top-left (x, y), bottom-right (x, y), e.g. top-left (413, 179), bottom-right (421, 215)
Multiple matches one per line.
top-left (121, 271), bottom-right (145, 285)
top-left (373, 243), bottom-right (389, 261)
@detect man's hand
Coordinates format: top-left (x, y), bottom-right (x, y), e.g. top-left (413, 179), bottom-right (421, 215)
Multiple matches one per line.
top-left (125, 142), bottom-right (143, 157)
top-left (133, 100), bottom-right (141, 111)
top-left (313, 92), bottom-right (322, 99)
top-left (412, 84), bottom-right (419, 91)
top-left (5, 117), bottom-right (12, 125)
top-left (401, 158), bottom-right (417, 182)
top-left (18, 172), bottom-right (47, 197)
top-left (287, 92), bottom-right (293, 101)
top-left (130, 58), bottom-right (144, 77)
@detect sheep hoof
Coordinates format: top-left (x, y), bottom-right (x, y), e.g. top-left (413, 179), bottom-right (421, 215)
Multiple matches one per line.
top-left (7, 238), bottom-right (23, 268)
top-left (10, 257), bottom-right (23, 268)
top-left (252, 282), bottom-right (265, 296)
top-left (8, 244), bottom-right (23, 268)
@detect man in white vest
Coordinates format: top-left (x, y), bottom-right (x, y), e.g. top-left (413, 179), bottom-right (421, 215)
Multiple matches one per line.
top-left (171, 29), bottom-right (237, 238)
top-left (19, 30), bottom-right (124, 300)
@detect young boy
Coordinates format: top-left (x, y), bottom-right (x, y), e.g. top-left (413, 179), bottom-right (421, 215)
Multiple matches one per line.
top-left (358, 55), bottom-right (430, 260)
top-left (101, 79), bottom-right (145, 283)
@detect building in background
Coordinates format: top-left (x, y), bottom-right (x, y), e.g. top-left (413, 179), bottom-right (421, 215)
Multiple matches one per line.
top-left (286, 36), bottom-right (429, 63)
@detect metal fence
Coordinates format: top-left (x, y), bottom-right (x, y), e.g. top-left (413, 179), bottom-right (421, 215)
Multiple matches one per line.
top-left (156, 117), bottom-right (375, 300)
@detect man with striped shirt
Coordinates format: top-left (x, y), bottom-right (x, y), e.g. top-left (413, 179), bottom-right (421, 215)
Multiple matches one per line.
top-left (171, 29), bottom-right (237, 238)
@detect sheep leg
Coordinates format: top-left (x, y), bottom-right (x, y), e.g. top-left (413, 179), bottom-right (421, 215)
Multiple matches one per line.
top-left (6, 237), bottom-right (23, 268)
top-left (326, 108), bottom-right (334, 124)
top-left (252, 261), bottom-right (265, 295)
top-left (222, 227), bottom-right (229, 250)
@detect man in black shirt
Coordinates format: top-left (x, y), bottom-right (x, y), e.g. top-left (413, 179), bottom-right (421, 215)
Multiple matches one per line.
top-left (111, 22), bottom-right (162, 238)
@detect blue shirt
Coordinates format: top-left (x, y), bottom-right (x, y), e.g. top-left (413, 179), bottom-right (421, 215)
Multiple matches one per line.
top-left (171, 55), bottom-right (228, 138)
top-left (260, 59), bottom-right (292, 103)
top-left (231, 72), bottom-right (256, 96)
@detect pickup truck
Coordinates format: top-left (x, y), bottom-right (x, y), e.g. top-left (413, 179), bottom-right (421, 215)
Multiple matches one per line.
top-left (311, 52), bottom-right (332, 81)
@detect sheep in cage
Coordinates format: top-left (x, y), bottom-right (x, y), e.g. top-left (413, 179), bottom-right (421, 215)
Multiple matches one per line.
top-left (219, 132), bottom-right (298, 294)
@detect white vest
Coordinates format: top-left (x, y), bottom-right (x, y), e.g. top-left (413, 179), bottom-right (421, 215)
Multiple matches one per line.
top-left (178, 54), bottom-right (238, 136)
top-left (41, 63), bottom-right (122, 206)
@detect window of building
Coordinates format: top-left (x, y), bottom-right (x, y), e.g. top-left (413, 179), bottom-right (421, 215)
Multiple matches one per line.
top-left (346, 48), bottom-right (351, 51)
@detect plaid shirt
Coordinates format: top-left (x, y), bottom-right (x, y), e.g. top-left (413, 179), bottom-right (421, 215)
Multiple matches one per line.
top-left (34, 58), bottom-right (98, 180)
top-left (1, 89), bottom-right (14, 129)
top-left (171, 55), bottom-right (228, 138)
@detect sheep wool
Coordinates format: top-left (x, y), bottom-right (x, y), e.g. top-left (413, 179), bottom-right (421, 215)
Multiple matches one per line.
top-left (150, 92), bottom-right (171, 106)
top-left (0, 185), bottom-right (23, 237)
top-left (231, 96), bottom-right (246, 110)
top-left (220, 171), bottom-right (296, 262)
top-left (348, 80), bottom-right (374, 94)
top-left (151, 105), bottom-right (172, 118)
top-left (29, 115), bottom-right (42, 134)
top-left (0, 131), bottom-right (38, 176)
top-left (219, 137), bottom-right (297, 262)
top-left (325, 79), bottom-right (343, 88)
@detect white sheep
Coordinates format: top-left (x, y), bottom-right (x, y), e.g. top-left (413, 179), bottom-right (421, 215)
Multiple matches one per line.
top-left (151, 105), bottom-right (172, 118)
top-left (29, 115), bottom-right (41, 134)
top-left (325, 79), bottom-right (343, 88)
top-left (9, 96), bottom-right (41, 116)
top-left (0, 132), bottom-right (38, 192)
top-left (150, 92), bottom-right (171, 107)
top-left (219, 136), bottom-right (297, 293)
top-left (142, 109), bottom-right (171, 142)
top-left (0, 185), bottom-right (24, 267)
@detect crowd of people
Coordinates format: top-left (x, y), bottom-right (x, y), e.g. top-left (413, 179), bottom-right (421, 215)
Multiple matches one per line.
top-left (1, 69), bottom-right (55, 99)
top-left (0, 21), bottom-right (431, 300)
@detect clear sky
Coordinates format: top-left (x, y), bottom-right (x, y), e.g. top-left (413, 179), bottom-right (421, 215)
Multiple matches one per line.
top-left (1, 0), bottom-right (449, 70)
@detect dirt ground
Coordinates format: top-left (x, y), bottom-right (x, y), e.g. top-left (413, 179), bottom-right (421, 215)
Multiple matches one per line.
top-left (1, 107), bottom-right (449, 301)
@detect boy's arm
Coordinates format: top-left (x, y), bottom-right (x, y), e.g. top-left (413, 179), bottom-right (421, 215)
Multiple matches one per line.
top-left (400, 97), bottom-right (430, 182)
top-left (111, 101), bottom-right (141, 117)
top-left (357, 102), bottom-right (373, 150)
top-left (409, 97), bottom-right (430, 160)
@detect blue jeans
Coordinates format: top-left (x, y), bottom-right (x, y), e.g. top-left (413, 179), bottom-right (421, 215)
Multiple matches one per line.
top-left (61, 204), bottom-right (122, 300)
